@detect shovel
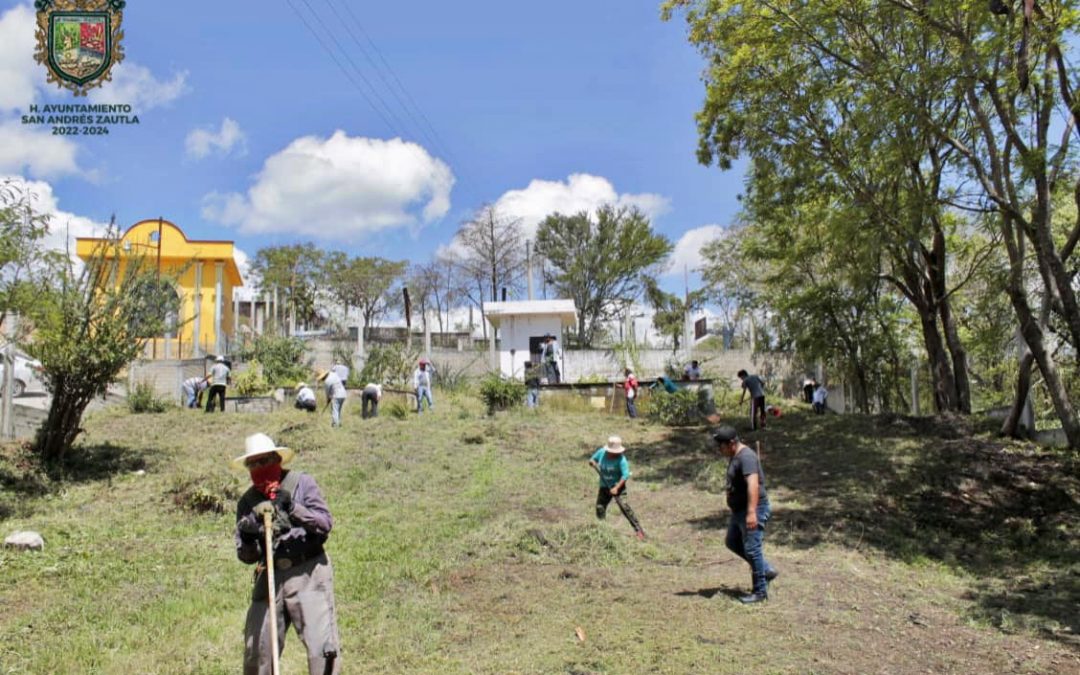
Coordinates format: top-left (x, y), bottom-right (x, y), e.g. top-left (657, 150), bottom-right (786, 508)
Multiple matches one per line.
top-left (263, 511), bottom-right (281, 675)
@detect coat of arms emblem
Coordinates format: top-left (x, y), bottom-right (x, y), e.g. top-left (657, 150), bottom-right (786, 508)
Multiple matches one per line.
top-left (33, 0), bottom-right (125, 96)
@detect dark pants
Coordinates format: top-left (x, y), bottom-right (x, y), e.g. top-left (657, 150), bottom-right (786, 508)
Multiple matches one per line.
top-left (362, 391), bottom-right (379, 418)
top-left (626, 396), bottom-right (637, 419)
top-left (545, 362), bottom-right (560, 384)
top-left (295, 399), bottom-right (316, 413)
top-left (726, 502), bottom-right (775, 595)
top-left (749, 396), bottom-right (766, 429)
top-left (803, 385), bottom-right (813, 403)
top-left (813, 402), bottom-right (825, 415)
top-left (596, 487), bottom-right (643, 533)
top-left (205, 385), bottom-right (226, 413)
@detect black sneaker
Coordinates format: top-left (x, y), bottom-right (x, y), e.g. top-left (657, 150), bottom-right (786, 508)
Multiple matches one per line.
top-left (765, 569), bottom-right (779, 582)
top-left (739, 592), bottom-right (768, 604)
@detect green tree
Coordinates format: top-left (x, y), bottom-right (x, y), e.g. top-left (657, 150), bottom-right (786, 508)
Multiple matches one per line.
top-left (0, 180), bottom-right (62, 329)
top-left (30, 223), bottom-right (179, 463)
top-left (534, 205), bottom-right (672, 347)
top-left (325, 255), bottom-right (407, 338)
top-left (250, 243), bottom-right (324, 333)
top-left (642, 277), bottom-right (706, 353)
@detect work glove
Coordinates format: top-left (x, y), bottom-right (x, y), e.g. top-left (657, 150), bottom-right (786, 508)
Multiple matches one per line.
top-left (237, 514), bottom-right (263, 545)
top-left (272, 488), bottom-right (293, 514)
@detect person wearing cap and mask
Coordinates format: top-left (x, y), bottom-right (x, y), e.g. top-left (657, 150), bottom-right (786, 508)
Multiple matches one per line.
top-left (712, 425), bottom-right (778, 604)
top-left (205, 355), bottom-right (231, 413)
top-left (317, 369), bottom-right (347, 427)
top-left (232, 433), bottom-right (341, 674)
top-left (294, 382), bottom-right (316, 412)
top-left (588, 435), bottom-right (646, 540)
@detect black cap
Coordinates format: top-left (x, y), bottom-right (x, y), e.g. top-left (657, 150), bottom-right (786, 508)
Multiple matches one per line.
top-left (712, 425), bottom-right (738, 444)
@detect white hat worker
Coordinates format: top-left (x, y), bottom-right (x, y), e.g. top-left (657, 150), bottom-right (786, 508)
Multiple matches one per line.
top-left (231, 432), bottom-right (296, 469)
top-left (603, 435), bottom-right (625, 455)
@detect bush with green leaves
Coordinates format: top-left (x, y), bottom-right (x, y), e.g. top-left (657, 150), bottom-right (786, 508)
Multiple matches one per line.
top-left (358, 343), bottom-right (419, 387)
top-left (128, 380), bottom-right (169, 413)
top-left (478, 372), bottom-right (526, 413)
top-left (235, 334), bottom-right (307, 386)
top-left (232, 361), bottom-right (271, 397)
top-left (648, 387), bottom-right (713, 426)
top-left (430, 358), bottom-right (471, 393)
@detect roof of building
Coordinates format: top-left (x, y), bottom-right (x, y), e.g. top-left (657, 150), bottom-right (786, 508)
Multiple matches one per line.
top-left (482, 299), bottom-right (577, 328)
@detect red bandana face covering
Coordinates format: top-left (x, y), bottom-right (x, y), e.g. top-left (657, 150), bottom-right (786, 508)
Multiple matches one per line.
top-left (250, 464), bottom-right (283, 499)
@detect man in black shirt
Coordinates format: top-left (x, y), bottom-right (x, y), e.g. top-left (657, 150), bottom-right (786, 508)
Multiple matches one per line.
top-left (713, 425), bottom-right (778, 603)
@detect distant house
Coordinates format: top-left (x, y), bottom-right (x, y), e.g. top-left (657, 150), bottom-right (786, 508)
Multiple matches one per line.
top-left (482, 299), bottom-right (577, 378)
top-left (76, 219), bottom-right (243, 358)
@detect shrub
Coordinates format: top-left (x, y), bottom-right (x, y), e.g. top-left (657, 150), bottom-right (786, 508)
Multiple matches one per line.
top-left (359, 344), bottom-right (419, 388)
top-left (430, 359), bottom-right (471, 393)
top-left (168, 475), bottom-right (240, 514)
top-left (128, 380), bottom-right (169, 413)
top-left (235, 334), bottom-right (307, 386)
top-left (648, 388), bottom-right (713, 426)
top-left (478, 372), bottom-right (526, 414)
top-left (233, 361), bottom-right (271, 397)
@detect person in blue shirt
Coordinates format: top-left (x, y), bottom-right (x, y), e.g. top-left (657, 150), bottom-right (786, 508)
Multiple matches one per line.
top-left (650, 374), bottom-right (680, 394)
top-left (588, 436), bottom-right (645, 540)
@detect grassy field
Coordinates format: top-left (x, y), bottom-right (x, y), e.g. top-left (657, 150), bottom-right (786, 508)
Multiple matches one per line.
top-left (0, 391), bottom-right (1077, 674)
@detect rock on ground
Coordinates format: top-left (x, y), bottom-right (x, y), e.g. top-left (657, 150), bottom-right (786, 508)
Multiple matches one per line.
top-left (4, 531), bottom-right (44, 551)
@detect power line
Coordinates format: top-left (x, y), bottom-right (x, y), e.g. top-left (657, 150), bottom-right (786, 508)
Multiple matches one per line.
top-left (284, 0), bottom-right (406, 137)
top-left (334, 1), bottom-right (462, 168)
top-left (321, 0), bottom-right (441, 155)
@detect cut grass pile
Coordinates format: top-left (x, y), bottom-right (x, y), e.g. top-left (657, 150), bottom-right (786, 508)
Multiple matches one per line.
top-left (0, 393), bottom-right (1077, 673)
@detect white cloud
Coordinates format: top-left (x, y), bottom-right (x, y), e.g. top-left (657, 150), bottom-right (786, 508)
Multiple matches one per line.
top-left (493, 173), bottom-right (670, 240)
top-left (0, 120), bottom-right (81, 178)
top-left (202, 131), bottom-right (454, 241)
top-left (186, 117), bottom-right (246, 159)
top-left (2, 175), bottom-right (110, 259)
top-left (667, 224), bottom-right (725, 276)
top-left (0, 4), bottom-right (41, 113)
top-left (88, 62), bottom-right (189, 110)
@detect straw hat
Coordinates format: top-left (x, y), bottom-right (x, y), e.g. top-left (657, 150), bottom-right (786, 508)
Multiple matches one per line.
top-left (230, 433), bottom-right (295, 469)
top-left (315, 369), bottom-right (329, 381)
top-left (603, 435), bottom-right (625, 454)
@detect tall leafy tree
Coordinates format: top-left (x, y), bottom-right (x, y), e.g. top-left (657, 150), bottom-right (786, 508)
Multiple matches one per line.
top-left (250, 243), bottom-right (324, 333)
top-left (642, 277), bottom-right (707, 353)
top-left (535, 205), bottom-right (672, 347)
top-left (31, 222), bottom-right (178, 463)
top-left (663, 0), bottom-right (997, 414)
top-left (325, 255), bottom-right (407, 338)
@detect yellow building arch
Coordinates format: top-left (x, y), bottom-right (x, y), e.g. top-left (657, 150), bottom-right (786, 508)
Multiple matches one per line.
top-left (76, 218), bottom-right (244, 358)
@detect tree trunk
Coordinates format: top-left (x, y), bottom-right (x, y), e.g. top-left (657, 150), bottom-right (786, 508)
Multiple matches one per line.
top-left (36, 388), bottom-right (92, 464)
top-left (1001, 349), bottom-right (1035, 439)
top-left (1006, 282), bottom-right (1080, 447)
top-left (917, 309), bottom-right (957, 413)
top-left (938, 299), bottom-right (972, 414)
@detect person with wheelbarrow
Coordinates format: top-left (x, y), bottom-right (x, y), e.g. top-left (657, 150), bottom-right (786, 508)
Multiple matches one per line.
top-left (233, 432), bottom-right (342, 674)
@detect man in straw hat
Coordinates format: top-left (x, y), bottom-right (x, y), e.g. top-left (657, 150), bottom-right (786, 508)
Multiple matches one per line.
top-left (233, 432), bottom-right (341, 673)
top-left (588, 435), bottom-right (646, 540)
top-left (712, 425), bottom-right (778, 604)
top-left (316, 368), bottom-right (347, 427)
top-left (294, 382), bottom-right (316, 413)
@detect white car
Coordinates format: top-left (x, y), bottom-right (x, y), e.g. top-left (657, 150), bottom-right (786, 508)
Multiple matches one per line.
top-left (0, 350), bottom-right (44, 397)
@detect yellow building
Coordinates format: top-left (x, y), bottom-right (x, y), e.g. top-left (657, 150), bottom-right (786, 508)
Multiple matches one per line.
top-left (76, 218), bottom-right (244, 359)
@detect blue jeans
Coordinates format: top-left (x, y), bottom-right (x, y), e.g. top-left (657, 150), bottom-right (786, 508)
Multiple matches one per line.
top-left (416, 386), bottom-right (433, 413)
top-left (330, 397), bottom-right (344, 427)
top-left (526, 387), bottom-right (539, 408)
top-left (183, 388), bottom-right (197, 408)
top-left (726, 501), bottom-right (775, 595)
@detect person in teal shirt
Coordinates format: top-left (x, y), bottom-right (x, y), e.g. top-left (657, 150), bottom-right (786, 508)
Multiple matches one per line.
top-left (588, 436), bottom-right (645, 540)
top-left (650, 374), bottom-right (680, 394)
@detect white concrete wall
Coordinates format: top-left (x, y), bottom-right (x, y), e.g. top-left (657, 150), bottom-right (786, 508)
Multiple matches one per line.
top-left (498, 315), bottom-right (562, 377)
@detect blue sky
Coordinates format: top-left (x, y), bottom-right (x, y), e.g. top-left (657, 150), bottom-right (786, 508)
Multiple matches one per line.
top-left (0, 0), bottom-right (744, 294)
